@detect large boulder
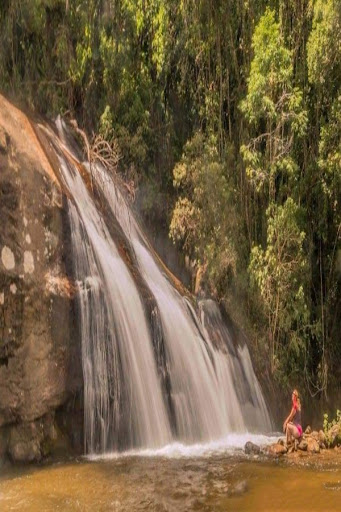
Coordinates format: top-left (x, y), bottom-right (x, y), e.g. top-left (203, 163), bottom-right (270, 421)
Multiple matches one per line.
top-left (267, 443), bottom-right (287, 456)
top-left (0, 95), bottom-right (82, 462)
top-left (306, 437), bottom-right (320, 454)
top-left (244, 441), bottom-right (261, 455)
top-left (298, 439), bottom-right (308, 451)
top-left (318, 429), bottom-right (326, 448)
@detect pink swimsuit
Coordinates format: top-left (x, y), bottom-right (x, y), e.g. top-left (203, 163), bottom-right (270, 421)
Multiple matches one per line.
top-left (293, 403), bottom-right (302, 436)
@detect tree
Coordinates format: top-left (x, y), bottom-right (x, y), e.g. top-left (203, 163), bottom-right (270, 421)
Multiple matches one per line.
top-left (249, 198), bottom-right (309, 375)
top-left (240, 8), bottom-right (307, 202)
top-left (307, 0), bottom-right (341, 100)
top-left (305, 0), bottom-right (341, 395)
top-left (170, 133), bottom-right (239, 295)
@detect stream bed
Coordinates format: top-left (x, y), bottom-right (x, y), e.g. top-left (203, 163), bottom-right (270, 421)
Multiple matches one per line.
top-left (1, 441), bottom-right (340, 512)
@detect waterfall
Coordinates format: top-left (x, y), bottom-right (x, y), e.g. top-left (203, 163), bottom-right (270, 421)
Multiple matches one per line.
top-left (54, 143), bottom-right (171, 453)
top-left (45, 120), bottom-right (272, 454)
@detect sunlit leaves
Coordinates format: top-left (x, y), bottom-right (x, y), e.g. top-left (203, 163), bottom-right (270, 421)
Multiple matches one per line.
top-left (240, 7), bottom-right (307, 194)
top-left (249, 198), bottom-right (309, 372)
top-left (318, 95), bottom-right (341, 219)
top-left (307, 0), bottom-right (341, 89)
top-left (170, 132), bottom-right (238, 292)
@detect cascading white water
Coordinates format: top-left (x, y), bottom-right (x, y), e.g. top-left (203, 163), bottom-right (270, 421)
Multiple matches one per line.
top-left (54, 147), bottom-right (172, 453)
top-left (91, 162), bottom-right (272, 441)
top-left (47, 120), bottom-right (272, 453)
top-left (199, 299), bottom-right (271, 431)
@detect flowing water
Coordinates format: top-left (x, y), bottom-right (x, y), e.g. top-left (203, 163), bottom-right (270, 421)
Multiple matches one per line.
top-left (1, 448), bottom-right (340, 512)
top-left (58, 158), bottom-right (171, 451)
top-left (40, 118), bottom-right (272, 455)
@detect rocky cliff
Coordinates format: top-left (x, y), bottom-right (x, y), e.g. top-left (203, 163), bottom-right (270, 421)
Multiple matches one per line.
top-left (0, 96), bottom-right (82, 463)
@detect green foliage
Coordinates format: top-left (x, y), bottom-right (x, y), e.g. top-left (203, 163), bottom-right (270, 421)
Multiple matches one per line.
top-left (307, 0), bottom-right (341, 94)
top-left (0, 0), bottom-right (339, 397)
top-left (305, 0), bottom-right (341, 394)
top-left (240, 7), bottom-right (307, 196)
top-left (318, 95), bottom-right (341, 222)
top-left (323, 410), bottom-right (341, 447)
top-left (249, 198), bottom-right (309, 374)
top-left (170, 133), bottom-right (239, 293)
top-left (241, 8), bottom-right (292, 122)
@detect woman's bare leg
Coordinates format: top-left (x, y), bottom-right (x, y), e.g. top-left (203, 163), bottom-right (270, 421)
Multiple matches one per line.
top-left (286, 423), bottom-right (300, 444)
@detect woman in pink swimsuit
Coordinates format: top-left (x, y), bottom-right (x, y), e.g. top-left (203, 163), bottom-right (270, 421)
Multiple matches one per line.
top-left (283, 389), bottom-right (303, 445)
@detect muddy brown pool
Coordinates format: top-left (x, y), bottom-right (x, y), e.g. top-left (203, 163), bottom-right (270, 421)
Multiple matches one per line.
top-left (1, 451), bottom-right (340, 512)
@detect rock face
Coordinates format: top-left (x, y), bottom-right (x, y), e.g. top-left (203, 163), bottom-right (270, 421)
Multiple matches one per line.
top-left (0, 96), bottom-right (82, 463)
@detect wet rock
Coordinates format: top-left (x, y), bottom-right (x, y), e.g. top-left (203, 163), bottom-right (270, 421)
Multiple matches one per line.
top-left (0, 126), bottom-right (8, 153)
top-left (0, 94), bottom-right (83, 463)
top-left (318, 430), bottom-right (326, 446)
top-left (298, 439), bottom-right (308, 451)
top-left (287, 444), bottom-right (295, 454)
top-left (268, 443), bottom-right (287, 456)
top-left (7, 412), bottom-right (70, 462)
top-left (244, 441), bottom-right (261, 455)
top-left (305, 426), bottom-right (312, 435)
top-left (277, 438), bottom-right (285, 446)
top-left (307, 437), bottom-right (320, 453)
top-left (10, 438), bottom-right (41, 463)
top-left (0, 427), bottom-right (8, 461)
top-left (8, 422), bottom-right (42, 462)
top-left (311, 430), bottom-right (319, 439)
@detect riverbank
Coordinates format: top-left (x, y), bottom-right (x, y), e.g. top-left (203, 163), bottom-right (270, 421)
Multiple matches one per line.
top-left (284, 446), bottom-right (341, 468)
top-left (245, 423), bottom-right (341, 467)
